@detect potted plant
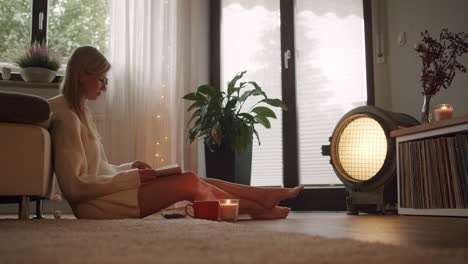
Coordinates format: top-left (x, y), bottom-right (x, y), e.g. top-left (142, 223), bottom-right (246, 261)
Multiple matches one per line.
top-left (183, 71), bottom-right (287, 185)
top-left (14, 41), bottom-right (61, 83)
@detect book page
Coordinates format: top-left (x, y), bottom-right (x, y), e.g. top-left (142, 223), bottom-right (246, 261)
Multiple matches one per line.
top-left (156, 163), bottom-right (180, 171)
top-left (154, 163), bottom-right (181, 177)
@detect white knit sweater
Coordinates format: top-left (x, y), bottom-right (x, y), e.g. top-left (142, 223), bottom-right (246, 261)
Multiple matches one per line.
top-left (49, 95), bottom-right (141, 219)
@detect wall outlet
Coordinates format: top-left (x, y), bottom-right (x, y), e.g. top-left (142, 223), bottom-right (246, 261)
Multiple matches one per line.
top-left (376, 54), bottom-right (385, 64)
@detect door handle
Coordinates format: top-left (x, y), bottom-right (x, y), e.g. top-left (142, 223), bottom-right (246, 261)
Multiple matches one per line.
top-left (39, 12), bottom-right (44, 31)
top-left (284, 49), bottom-right (291, 69)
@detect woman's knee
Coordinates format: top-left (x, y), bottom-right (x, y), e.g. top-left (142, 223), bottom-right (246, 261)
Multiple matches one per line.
top-left (179, 172), bottom-right (212, 197)
top-left (179, 171), bottom-right (205, 189)
top-left (202, 177), bottom-right (219, 184)
top-left (179, 171), bottom-right (200, 183)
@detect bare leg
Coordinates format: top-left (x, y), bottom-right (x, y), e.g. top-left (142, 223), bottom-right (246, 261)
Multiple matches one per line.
top-left (250, 206), bottom-right (291, 220)
top-left (202, 178), bottom-right (304, 209)
top-left (137, 172), bottom-right (285, 218)
top-left (206, 180), bottom-right (291, 219)
top-left (206, 182), bottom-right (292, 219)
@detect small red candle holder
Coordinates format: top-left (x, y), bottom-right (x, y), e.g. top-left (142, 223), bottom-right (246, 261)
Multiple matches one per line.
top-left (433, 104), bottom-right (454, 122)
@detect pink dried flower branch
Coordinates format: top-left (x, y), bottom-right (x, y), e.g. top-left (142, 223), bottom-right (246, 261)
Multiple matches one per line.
top-left (415, 28), bottom-right (468, 96)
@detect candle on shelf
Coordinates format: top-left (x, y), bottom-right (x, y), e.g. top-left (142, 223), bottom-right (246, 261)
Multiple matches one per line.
top-left (218, 199), bottom-right (239, 221)
top-left (433, 104), bottom-right (454, 121)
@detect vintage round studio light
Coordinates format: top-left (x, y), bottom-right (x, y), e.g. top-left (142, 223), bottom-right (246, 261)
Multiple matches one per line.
top-left (322, 106), bottom-right (419, 215)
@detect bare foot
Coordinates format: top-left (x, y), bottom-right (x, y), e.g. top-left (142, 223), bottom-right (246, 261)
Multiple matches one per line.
top-left (250, 206), bottom-right (291, 219)
top-left (261, 185), bottom-right (304, 209)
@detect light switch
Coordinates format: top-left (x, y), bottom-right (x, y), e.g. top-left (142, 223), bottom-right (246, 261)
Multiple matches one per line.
top-left (398, 32), bottom-right (406, 46)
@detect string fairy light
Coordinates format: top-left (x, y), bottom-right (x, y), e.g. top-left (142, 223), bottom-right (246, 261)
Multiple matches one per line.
top-left (154, 52), bottom-right (173, 164)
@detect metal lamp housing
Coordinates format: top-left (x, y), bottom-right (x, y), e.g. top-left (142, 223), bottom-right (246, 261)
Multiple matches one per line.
top-left (322, 106), bottom-right (419, 215)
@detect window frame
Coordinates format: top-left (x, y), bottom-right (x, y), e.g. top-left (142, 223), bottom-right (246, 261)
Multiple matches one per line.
top-left (0, 0), bottom-right (48, 81)
top-left (31, 0), bottom-right (48, 44)
top-left (210, 0), bottom-right (375, 210)
top-left (6, 0), bottom-right (111, 81)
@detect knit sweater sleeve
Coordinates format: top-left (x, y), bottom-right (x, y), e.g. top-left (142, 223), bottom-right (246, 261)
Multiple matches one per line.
top-left (51, 110), bottom-right (140, 203)
top-left (97, 141), bottom-right (134, 172)
top-left (109, 162), bottom-right (133, 172)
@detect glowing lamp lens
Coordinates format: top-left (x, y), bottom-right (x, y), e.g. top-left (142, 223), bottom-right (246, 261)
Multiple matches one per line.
top-left (337, 117), bottom-right (387, 181)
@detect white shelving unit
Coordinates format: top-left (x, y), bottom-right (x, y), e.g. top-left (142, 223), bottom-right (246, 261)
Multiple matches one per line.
top-left (391, 116), bottom-right (468, 217)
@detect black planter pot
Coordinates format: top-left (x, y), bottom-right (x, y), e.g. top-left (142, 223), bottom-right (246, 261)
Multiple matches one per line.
top-left (204, 143), bottom-right (252, 185)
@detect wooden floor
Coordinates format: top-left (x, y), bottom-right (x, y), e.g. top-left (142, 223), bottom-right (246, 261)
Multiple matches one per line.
top-left (2, 211), bottom-right (468, 249)
top-left (236, 211), bottom-right (468, 249)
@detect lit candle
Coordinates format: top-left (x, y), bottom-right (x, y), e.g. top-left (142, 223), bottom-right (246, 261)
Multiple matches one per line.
top-left (218, 199), bottom-right (239, 221)
top-left (433, 104), bottom-right (454, 121)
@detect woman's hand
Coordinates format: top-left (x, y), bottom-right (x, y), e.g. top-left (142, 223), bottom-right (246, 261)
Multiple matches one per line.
top-left (132, 160), bottom-right (152, 169)
top-left (139, 169), bottom-right (157, 183)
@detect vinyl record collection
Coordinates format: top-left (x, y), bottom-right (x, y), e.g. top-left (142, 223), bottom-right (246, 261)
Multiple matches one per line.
top-left (398, 134), bottom-right (468, 209)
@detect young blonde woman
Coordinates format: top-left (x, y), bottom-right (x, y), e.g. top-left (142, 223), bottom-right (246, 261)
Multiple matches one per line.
top-left (49, 46), bottom-right (304, 220)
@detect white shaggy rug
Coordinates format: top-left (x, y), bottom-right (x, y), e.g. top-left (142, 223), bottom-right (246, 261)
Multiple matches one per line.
top-left (0, 218), bottom-right (467, 264)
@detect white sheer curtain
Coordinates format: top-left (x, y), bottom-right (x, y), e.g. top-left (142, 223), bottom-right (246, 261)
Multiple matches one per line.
top-left (103, 0), bottom-right (202, 172)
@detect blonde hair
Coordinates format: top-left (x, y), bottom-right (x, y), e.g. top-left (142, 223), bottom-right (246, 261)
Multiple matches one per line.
top-left (60, 46), bottom-right (110, 135)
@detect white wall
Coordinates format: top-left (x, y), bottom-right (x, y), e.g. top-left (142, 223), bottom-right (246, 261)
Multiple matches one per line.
top-left (374, 0), bottom-right (468, 120)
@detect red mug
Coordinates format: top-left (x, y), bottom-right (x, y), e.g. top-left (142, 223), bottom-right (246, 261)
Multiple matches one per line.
top-left (185, 201), bottom-right (220, 220)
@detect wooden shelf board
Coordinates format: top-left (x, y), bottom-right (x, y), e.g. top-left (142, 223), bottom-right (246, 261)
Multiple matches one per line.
top-left (391, 115), bottom-right (468, 138)
top-left (0, 80), bottom-right (60, 89)
top-left (399, 208), bottom-right (468, 217)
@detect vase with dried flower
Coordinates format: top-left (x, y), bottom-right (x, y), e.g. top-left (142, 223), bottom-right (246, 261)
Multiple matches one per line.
top-left (415, 28), bottom-right (468, 123)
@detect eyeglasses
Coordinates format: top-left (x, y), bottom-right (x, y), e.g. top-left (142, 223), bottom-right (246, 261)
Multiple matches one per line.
top-left (85, 70), bottom-right (108, 85)
top-left (98, 77), bottom-right (108, 85)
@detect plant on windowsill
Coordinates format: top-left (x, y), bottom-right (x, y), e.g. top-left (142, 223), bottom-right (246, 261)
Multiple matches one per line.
top-left (183, 71), bottom-right (287, 184)
top-left (14, 41), bottom-right (61, 83)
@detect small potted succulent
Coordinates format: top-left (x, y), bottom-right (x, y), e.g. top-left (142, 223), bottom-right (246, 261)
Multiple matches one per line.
top-left (14, 41), bottom-right (61, 83)
top-left (183, 71), bottom-right (287, 184)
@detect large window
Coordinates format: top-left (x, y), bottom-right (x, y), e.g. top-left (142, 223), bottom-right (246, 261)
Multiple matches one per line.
top-left (0, 1), bottom-right (32, 63)
top-left (0, 0), bottom-right (109, 69)
top-left (221, 0), bottom-right (283, 186)
top-left (295, 0), bottom-right (368, 185)
top-left (217, 0), bottom-right (374, 209)
top-left (48, 0), bottom-right (110, 62)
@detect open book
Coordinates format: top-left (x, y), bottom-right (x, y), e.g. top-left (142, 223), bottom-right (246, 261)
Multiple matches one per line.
top-left (154, 163), bottom-right (182, 177)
